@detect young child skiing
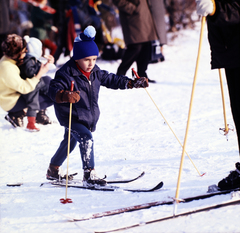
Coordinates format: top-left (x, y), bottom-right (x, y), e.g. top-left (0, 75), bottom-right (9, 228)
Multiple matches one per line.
top-left (19, 36), bottom-right (54, 131)
top-left (47, 25), bottom-right (148, 186)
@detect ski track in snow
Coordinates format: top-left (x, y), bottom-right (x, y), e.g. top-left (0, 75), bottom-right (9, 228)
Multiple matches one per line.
top-left (1, 22), bottom-right (240, 233)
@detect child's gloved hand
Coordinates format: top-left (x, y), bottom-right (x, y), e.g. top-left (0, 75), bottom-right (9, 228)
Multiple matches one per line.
top-left (56, 90), bottom-right (80, 103)
top-left (196, 0), bottom-right (216, 16)
top-left (127, 77), bottom-right (149, 89)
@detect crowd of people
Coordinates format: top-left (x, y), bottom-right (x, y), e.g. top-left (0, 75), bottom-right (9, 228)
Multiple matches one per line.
top-left (0, 0), bottom-right (239, 188)
top-left (0, 0), bottom-right (168, 131)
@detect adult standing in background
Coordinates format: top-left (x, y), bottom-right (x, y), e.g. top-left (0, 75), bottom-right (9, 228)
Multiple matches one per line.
top-left (196, 0), bottom-right (240, 190)
top-left (0, 0), bottom-right (10, 58)
top-left (112, 0), bottom-right (158, 82)
top-left (148, 0), bottom-right (167, 56)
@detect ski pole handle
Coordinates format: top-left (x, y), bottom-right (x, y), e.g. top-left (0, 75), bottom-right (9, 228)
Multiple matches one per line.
top-left (70, 81), bottom-right (74, 91)
top-left (131, 68), bottom-right (140, 79)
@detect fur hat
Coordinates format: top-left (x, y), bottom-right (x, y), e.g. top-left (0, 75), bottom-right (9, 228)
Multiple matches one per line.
top-left (24, 35), bottom-right (42, 59)
top-left (73, 26), bottom-right (99, 60)
top-left (1, 34), bottom-right (27, 60)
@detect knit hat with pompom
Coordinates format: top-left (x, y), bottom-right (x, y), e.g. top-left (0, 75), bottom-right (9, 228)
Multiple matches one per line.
top-left (73, 25), bottom-right (99, 60)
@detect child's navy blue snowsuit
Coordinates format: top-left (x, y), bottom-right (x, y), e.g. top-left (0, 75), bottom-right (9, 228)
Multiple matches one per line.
top-left (48, 58), bottom-right (131, 170)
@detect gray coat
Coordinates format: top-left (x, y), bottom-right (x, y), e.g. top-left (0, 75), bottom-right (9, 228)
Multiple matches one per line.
top-left (148, 0), bottom-right (167, 45)
top-left (0, 0), bottom-right (10, 34)
top-left (113, 0), bottom-right (158, 45)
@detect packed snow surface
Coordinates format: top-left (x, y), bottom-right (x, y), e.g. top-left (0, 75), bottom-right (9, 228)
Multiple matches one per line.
top-left (1, 22), bottom-right (240, 233)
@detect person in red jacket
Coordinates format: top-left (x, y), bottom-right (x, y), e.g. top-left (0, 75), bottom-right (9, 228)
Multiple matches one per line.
top-left (196, 0), bottom-right (240, 190)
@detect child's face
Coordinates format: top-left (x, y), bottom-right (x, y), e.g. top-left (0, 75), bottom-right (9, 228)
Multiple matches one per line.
top-left (76, 56), bottom-right (97, 73)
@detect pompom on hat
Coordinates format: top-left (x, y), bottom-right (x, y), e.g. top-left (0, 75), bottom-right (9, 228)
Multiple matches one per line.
top-left (73, 26), bottom-right (99, 60)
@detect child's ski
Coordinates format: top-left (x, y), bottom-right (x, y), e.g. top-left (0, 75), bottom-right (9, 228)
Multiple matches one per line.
top-left (72, 171), bottom-right (145, 184)
top-left (51, 180), bottom-right (163, 193)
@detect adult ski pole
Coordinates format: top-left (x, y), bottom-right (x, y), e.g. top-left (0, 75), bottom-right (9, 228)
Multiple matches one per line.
top-left (218, 69), bottom-right (229, 137)
top-left (174, 16), bottom-right (206, 214)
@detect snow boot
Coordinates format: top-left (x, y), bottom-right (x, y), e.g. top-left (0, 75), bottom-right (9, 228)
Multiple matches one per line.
top-left (46, 164), bottom-right (77, 180)
top-left (46, 164), bottom-right (60, 180)
top-left (26, 116), bottom-right (40, 131)
top-left (218, 162), bottom-right (240, 190)
top-left (83, 169), bottom-right (106, 186)
top-left (4, 110), bottom-right (26, 127)
top-left (36, 109), bottom-right (52, 125)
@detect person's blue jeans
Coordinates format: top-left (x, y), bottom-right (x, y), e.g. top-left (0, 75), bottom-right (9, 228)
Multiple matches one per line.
top-left (50, 122), bottom-right (95, 170)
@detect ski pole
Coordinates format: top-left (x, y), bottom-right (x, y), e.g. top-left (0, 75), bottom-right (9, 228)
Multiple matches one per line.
top-left (218, 69), bottom-right (229, 136)
top-left (60, 81), bottom-right (74, 204)
top-left (174, 16), bottom-right (206, 213)
top-left (131, 68), bottom-right (204, 177)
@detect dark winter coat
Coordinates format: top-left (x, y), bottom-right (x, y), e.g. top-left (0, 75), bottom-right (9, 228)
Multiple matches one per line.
top-left (0, 0), bottom-right (10, 34)
top-left (148, 0), bottom-right (167, 45)
top-left (112, 0), bottom-right (158, 45)
top-left (19, 54), bottom-right (41, 80)
top-left (48, 58), bottom-right (131, 132)
top-left (19, 54), bottom-right (48, 93)
top-left (207, 0), bottom-right (240, 69)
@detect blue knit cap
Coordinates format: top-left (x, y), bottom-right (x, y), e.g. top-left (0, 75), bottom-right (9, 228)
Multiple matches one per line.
top-left (73, 26), bottom-right (99, 60)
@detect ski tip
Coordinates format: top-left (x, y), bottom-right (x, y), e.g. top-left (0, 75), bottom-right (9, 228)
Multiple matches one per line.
top-left (154, 181), bottom-right (164, 191)
top-left (140, 171), bottom-right (145, 176)
top-left (7, 183), bottom-right (23, 187)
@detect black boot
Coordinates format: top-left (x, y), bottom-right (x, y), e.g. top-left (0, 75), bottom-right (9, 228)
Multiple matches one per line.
top-left (5, 110), bottom-right (26, 127)
top-left (36, 109), bottom-right (51, 125)
top-left (218, 162), bottom-right (240, 190)
top-left (46, 164), bottom-right (77, 180)
top-left (83, 169), bottom-right (106, 186)
top-left (46, 164), bottom-right (60, 180)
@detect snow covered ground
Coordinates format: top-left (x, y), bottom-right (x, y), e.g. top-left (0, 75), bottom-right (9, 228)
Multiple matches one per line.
top-left (1, 21), bottom-right (240, 233)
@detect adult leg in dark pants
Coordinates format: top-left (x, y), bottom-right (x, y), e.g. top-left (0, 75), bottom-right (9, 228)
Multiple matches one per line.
top-left (117, 42), bottom-right (154, 82)
top-left (225, 67), bottom-right (240, 155)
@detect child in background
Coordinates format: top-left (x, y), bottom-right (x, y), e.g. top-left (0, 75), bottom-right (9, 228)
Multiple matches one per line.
top-left (18, 36), bottom-right (54, 131)
top-left (47, 26), bottom-right (148, 186)
top-left (29, 0), bottom-right (58, 56)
